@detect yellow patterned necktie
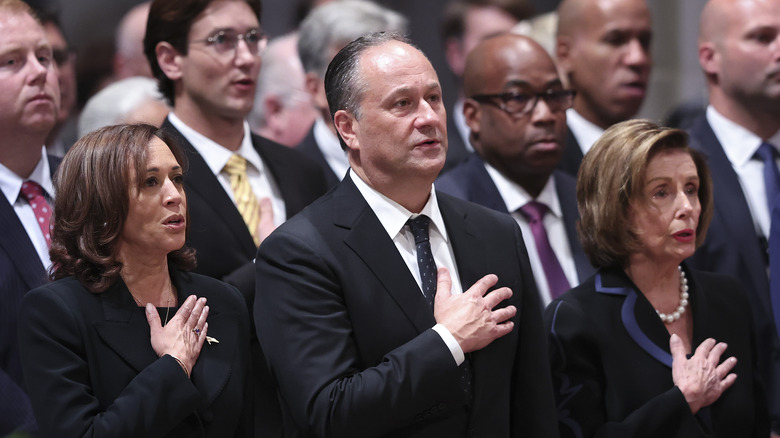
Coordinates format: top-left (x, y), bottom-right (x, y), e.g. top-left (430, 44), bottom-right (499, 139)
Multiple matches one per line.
top-left (223, 154), bottom-right (260, 246)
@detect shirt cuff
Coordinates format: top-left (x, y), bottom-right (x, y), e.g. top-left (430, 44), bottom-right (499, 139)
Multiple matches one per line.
top-left (432, 323), bottom-right (465, 365)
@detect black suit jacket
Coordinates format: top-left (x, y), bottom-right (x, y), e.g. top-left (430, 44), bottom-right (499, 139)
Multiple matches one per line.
top-left (0, 155), bottom-right (59, 435)
top-left (687, 115), bottom-right (780, 429)
top-left (254, 174), bottom-right (558, 437)
top-left (556, 127), bottom-right (583, 178)
top-left (17, 270), bottom-right (252, 437)
top-left (161, 118), bottom-right (328, 437)
top-left (545, 266), bottom-right (769, 437)
top-left (436, 153), bottom-right (595, 286)
top-left (295, 127), bottom-right (341, 189)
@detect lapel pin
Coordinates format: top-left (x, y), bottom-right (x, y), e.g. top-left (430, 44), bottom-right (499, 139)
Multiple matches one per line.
top-left (206, 336), bottom-right (219, 345)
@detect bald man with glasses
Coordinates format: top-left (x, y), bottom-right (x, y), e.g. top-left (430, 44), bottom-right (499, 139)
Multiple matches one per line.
top-left (438, 33), bottom-right (595, 306)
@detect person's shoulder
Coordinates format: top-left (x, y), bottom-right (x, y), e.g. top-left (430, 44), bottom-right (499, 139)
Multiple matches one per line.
top-left (687, 268), bottom-right (747, 304)
top-left (252, 133), bottom-right (320, 167)
top-left (438, 190), bottom-right (513, 225)
top-left (21, 276), bottom-right (93, 312)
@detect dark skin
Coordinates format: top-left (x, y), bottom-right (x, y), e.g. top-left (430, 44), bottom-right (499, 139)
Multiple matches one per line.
top-left (462, 34), bottom-right (568, 198)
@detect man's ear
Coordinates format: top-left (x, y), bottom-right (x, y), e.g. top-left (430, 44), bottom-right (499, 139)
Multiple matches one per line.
top-left (463, 98), bottom-right (482, 154)
top-left (698, 42), bottom-right (719, 78)
top-left (333, 109), bottom-right (358, 149)
top-left (156, 42), bottom-right (184, 81)
top-left (555, 35), bottom-right (573, 74)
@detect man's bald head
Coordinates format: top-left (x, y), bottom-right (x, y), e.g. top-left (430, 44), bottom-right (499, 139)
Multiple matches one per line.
top-left (698, 0), bottom-right (780, 138)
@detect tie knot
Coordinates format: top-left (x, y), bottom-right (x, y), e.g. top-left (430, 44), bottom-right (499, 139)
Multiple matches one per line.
top-left (407, 215), bottom-right (431, 245)
top-left (20, 180), bottom-right (46, 200)
top-left (224, 154), bottom-right (248, 176)
top-left (519, 201), bottom-right (548, 223)
top-left (756, 142), bottom-right (777, 163)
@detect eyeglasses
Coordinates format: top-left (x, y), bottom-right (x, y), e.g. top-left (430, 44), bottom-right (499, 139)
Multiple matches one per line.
top-left (191, 28), bottom-right (268, 55)
top-left (470, 89), bottom-right (576, 116)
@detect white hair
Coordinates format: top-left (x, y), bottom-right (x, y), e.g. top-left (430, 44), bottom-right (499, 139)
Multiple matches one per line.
top-left (78, 76), bottom-right (166, 137)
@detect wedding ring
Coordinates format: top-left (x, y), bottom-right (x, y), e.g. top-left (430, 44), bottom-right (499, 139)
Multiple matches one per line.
top-left (193, 328), bottom-right (200, 335)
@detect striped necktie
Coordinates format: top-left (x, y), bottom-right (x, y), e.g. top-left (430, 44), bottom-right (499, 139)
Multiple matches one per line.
top-left (223, 154), bottom-right (260, 246)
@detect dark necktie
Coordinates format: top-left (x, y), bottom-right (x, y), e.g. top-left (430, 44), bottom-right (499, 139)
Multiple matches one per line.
top-left (756, 142), bottom-right (780, 212)
top-left (518, 201), bottom-right (571, 299)
top-left (406, 215), bottom-right (437, 308)
top-left (20, 180), bottom-right (52, 247)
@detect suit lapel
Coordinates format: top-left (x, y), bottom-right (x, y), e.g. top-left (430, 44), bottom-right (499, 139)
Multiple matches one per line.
top-left (596, 268), bottom-right (673, 368)
top-left (337, 178), bottom-right (435, 332)
top-left (162, 119), bottom-right (256, 256)
top-left (689, 118), bottom-right (770, 300)
top-left (0, 184), bottom-right (47, 291)
top-left (554, 171), bottom-right (595, 283)
top-left (461, 155), bottom-right (510, 213)
top-left (438, 194), bottom-right (488, 290)
top-left (94, 279), bottom-right (159, 374)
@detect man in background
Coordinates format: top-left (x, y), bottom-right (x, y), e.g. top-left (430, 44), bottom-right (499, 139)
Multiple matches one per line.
top-left (295, 0), bottom-right (408, 188)
top-left (687, 0), bottom-right (780, 433)
top-left (438, 33), bottom-right (594, 306)
top-left (440, 0), bottom-right (534, 171)
top-left (554, 0), bottom-right (652, 176)
top-left (0, 0), bottom-right (60, 434)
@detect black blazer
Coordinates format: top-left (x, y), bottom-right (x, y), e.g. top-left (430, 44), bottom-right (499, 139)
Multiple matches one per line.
top-left (686, 115), bottom-right (780, 428)
top-left (0, 155), bottom-right (59, 435)
top-left (17, 270), bottom-right (252, 437)
top-left (254, 174), bottom-right (558, 437)
top-left (295, 127), bottom-right (341, 189)
top-left (556, 127), bottom-right (583, 178)
top-left (545, 265), bottom-right (769, 437)
top-left (436, 153), bottom-right (595, 286)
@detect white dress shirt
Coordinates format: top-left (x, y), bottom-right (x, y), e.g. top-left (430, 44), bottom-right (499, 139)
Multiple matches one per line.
top-left (566, 108), bottom-right (604, 157)
top-left (0, 149), bottom-right (54, 267)
top-left (312, 117), bottom-right (349, 180)
top-left (452, 97), bottom-right (474, 153)
top-left (168, 113), bottom-right (286, 227)
top-left (350, 170), bottom-right (465, 365)
top-left (708, 105), bottom-right (780, 240)
top-left (484, 163), bottom-right (578, 306)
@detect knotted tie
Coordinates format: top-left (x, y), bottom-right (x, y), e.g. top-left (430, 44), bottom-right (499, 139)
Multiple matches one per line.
top-left (406, 215), bottom-right (437, 308)
top-left (756, 142), bottom-right (780, 212)
top-left (223, 155), bottom-right (260, 246)
top-left (518, 201), bottom-right (571, 299)
top-left (20, 180), bottom-right (52, 247)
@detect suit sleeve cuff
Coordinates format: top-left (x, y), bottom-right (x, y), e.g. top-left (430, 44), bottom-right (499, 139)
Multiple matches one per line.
top-left (432, 323), bottom-right (465, 365)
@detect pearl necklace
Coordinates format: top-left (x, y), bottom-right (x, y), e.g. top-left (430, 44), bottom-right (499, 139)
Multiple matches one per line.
top-left (655, 265), bottom-right (689, 324)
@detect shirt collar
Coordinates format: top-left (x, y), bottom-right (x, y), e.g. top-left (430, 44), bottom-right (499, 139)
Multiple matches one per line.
top-left (483, 161), bottom-right (561, 217)
top-left (566, 108), bottom-right (604, 155)
top-left (168, 112), bottom-right (265, 175)
top-left (0, 147), bottom-right (53, 204)
top-left (313, 117), bottom-right (346, 160)
top-left (706, 105), bottom-right (780, 166)
top-left (349, 170), bottom-right (449, 243)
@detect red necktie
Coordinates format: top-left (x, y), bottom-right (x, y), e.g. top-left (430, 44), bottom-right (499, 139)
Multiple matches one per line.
top-left (20, 180), bottom-right (52, 247)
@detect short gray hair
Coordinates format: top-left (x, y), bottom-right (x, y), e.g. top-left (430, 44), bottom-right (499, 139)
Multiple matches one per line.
top-left (298, 0), bottom-right (408, 79)
top-left (78, 76), bottom-right (167, 137)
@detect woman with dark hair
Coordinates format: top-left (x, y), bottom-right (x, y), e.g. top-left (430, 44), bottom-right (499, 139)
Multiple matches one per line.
top-left (545, 119), bottom-right (768, 437)
top-left (18, 124), bottom-right (252, 437)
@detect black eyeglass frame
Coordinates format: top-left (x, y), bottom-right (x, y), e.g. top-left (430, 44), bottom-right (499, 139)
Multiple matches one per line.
top-left (469, 89), bottom-right (576, 116)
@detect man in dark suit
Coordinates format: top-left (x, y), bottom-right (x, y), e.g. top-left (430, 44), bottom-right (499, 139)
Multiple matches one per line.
top-left (255, 32), bottom-right (557, 437)
top-left (295, 0), bottom-right (408, 188)
top-left (0, 0), bottom-right (61, 434)
top-left (687, 0), bottom-right (780, 434)
top-left (438, 34), bottom-right (594, 306)
top-left (554, 0), bottom-right (652, 176)
top-left (144, 0), bottom-right (328, 435)
top-left (440, 0), bottom-right (533, 172)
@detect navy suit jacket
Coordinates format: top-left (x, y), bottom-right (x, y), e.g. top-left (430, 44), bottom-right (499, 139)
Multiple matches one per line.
top-left (254, 174), bottom-right (558, 437)
top-left (687, 115), bottom-right (780, 431)
top-left (546, 265), bottom-right (769, 437)
top-left (0, 155), bottom-right (59, 435)
top-left (436, 153), bottom-right (595, 286)
top-left (556, 127), bottom-right (583, 178)
top-left (295, 127), bottom-right (341, 190)
top-left (18, 270), bottom-right (252, 437)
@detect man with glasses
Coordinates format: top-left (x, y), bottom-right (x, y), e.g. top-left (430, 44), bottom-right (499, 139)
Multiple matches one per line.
top-left (144, 0), bottom-right (328, 434)
top-left (438, 33), bottom-right (594, 305)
